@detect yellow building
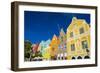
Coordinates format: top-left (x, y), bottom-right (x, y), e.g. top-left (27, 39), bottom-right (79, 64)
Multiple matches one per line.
top-left (49, 34), bottom-right (60, 60)
top-left (42, 46), bottom-right (51, 60)
top-left (66, 17), bottom-right (90, 60)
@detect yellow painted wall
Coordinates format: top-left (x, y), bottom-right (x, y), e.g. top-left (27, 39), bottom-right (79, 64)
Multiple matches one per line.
top-left (49, 35), bottom-right (60, 57)
top-left (42, 47), bottom-right (51, 60)
top-left (66, 17), bottom-right (90, 60)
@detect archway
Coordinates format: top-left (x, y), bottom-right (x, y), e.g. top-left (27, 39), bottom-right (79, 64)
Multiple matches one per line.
top-left (77, 56), bottom-right (82, 59)
top-left (72, 56), bottom-right (76, 59)
top-left (84, 56), bottom-right (90, 59)
top-left (61, 57), bottom-right (63, 60)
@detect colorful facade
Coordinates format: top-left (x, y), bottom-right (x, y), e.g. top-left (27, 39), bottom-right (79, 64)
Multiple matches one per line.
top-left (27, 17), bottom-right (91, 61)
top-left (58, 28), bottom-right (67, 60)
top-left (38, 39), bottom-right (51, 60)
top-left (49, 34), bottom-right (60, 60)
top-left (66, 17), bottom-right (90, 60)
top-left (32, 44), bottom-right (39, 54)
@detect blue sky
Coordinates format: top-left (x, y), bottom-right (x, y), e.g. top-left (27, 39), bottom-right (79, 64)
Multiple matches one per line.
top-left (24, 11), bottom-right (90, 44)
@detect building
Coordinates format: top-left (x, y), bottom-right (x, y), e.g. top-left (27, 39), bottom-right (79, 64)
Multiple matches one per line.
top-left (32, 44), bottom-right (39, 54)
top-left (38, 39), bottom-right (51, 60)
top-left (49, 34), bottom-right (60, 60)
top-left (31, 44), bottom-right (40, 61)
top-left (66, 17), bottom-right (90, 60)
top-left (57, 28), bottom-right (67, 60)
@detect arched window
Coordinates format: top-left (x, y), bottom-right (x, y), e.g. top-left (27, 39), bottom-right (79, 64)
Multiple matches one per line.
top-left (82, 40), bottom-right (88, 49)
top-left (71, 44), bottom-right (75, 51)
top-left (79, 27), bottom-right (84, 34)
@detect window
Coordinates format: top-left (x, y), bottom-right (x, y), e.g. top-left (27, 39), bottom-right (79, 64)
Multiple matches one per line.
top-left (70, 32), bottom-right (73, 37)
top-left (71, 44), bottom-right (75, 51)
top-left (64, 45), bottom-right (66, 49)
top-left (59, 45), bottom-right (62, 49)
top-left (52, 47), bottom-right (55, 51)
top-left (79, 27), bottom-right (84, 34)
top-left (61, 36), bottom-right (63, 42)
top-left (82, 40), bottom-right (88, 49)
